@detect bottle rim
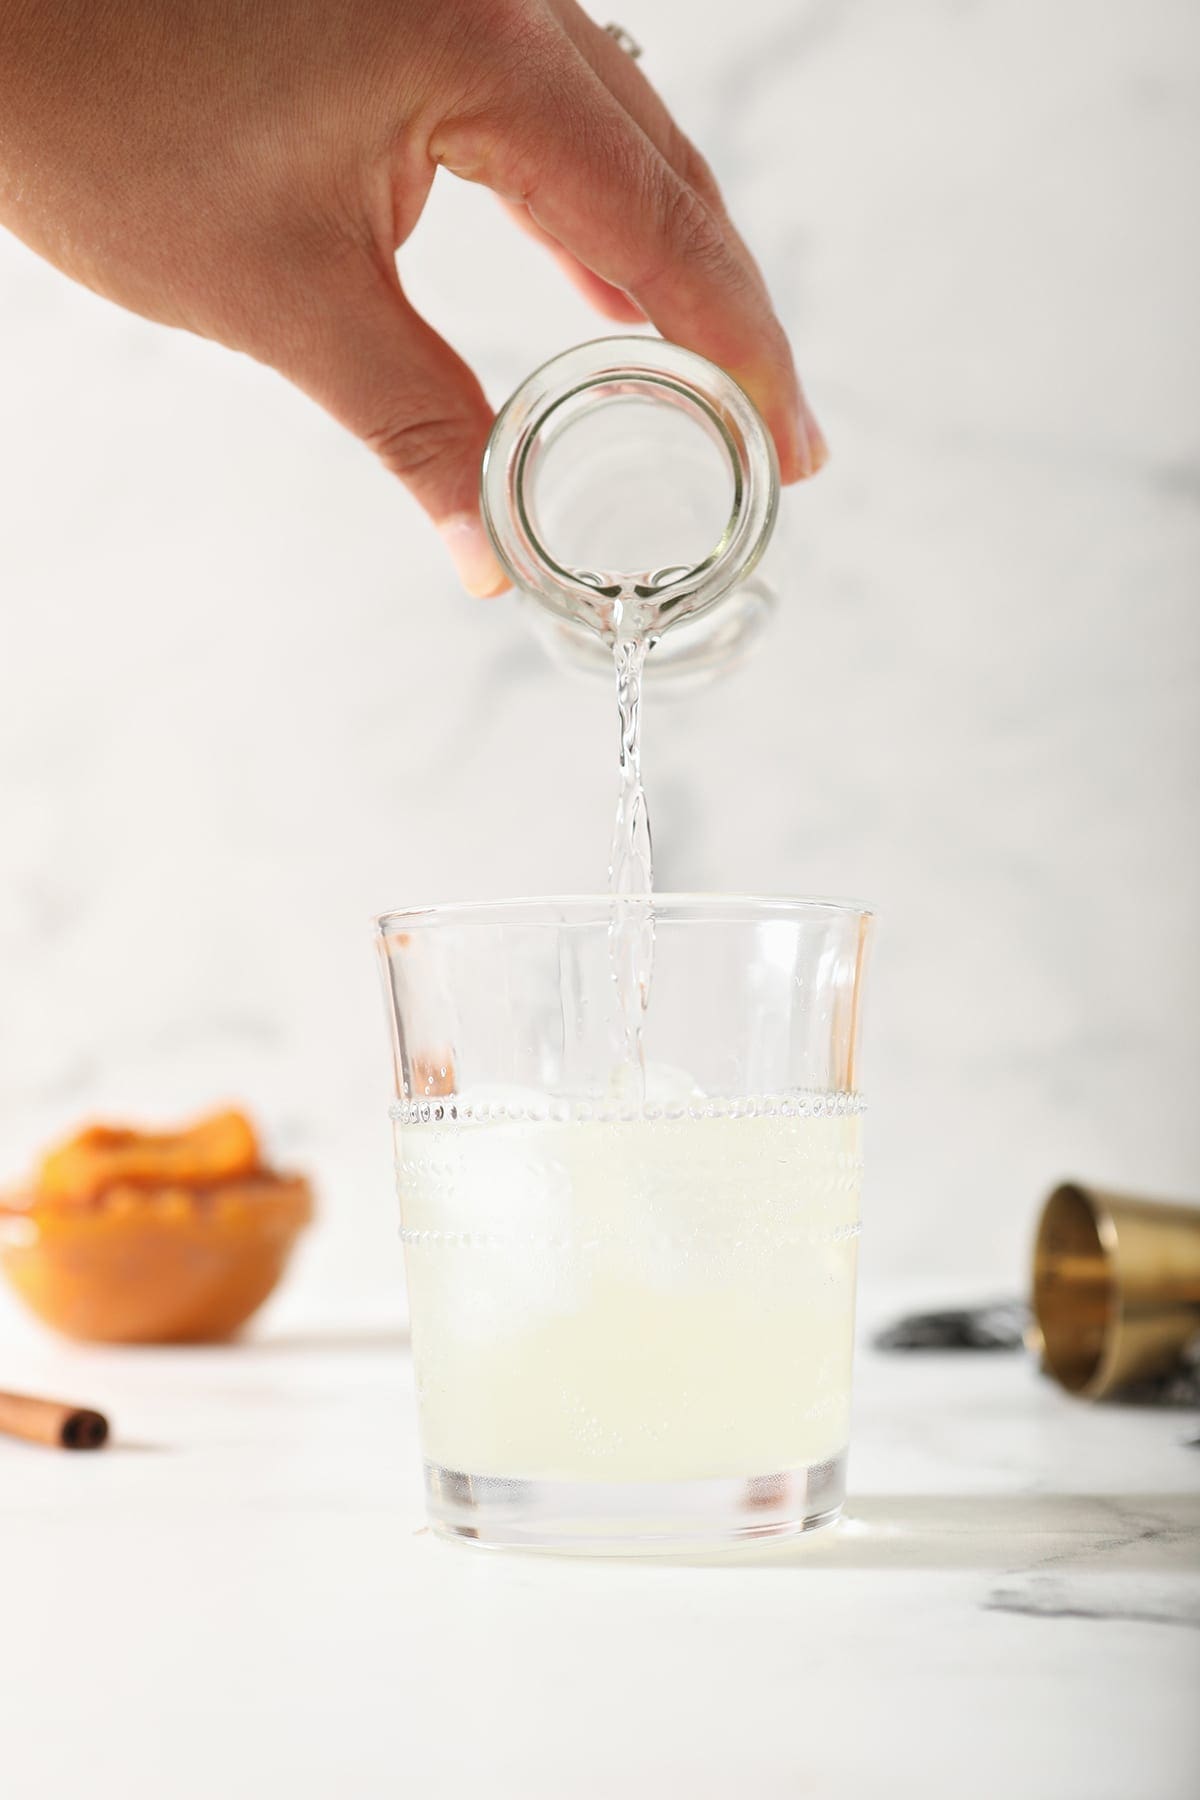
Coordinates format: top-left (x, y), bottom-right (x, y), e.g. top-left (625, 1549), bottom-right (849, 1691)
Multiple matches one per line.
top-left (480, 336), bottom-right (779, 641)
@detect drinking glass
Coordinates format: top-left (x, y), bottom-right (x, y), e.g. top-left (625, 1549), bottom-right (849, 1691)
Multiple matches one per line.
top-left (376, 895), bottom-right (872, 1552)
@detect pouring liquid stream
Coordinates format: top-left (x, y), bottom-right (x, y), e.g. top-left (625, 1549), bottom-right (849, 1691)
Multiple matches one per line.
top-left (604, 588), bottom-right (661, 1105)
top-left (575, 563), bottom-right (694, 1103)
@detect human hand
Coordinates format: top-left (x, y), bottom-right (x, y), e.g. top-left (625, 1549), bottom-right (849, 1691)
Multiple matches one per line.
top-left (0, 0), bottom-right (825, 593)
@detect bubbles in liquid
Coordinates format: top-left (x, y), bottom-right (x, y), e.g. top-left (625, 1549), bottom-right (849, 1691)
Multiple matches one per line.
top-left (394, 1106), bottom-right (863, 1482)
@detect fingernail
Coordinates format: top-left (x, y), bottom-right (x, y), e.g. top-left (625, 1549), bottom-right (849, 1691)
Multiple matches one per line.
top-left (791, 415), bottom-right (814, 482)
top-left (767, 401), bottom-right (807, 483)
top-left (735, 367), bottom-right (803, 480)
top-left (438, 513), bottom-right (509, 598)
top-left (804, 402), bottom-right (830, 474)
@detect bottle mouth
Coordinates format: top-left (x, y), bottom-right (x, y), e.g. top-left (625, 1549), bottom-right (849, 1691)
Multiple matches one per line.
top-left (517, 576), bottom-right (777, 690)
top-left (514, 372), bottom-right (743, 619)
top-left (481, 338), bottom-right (779, 666)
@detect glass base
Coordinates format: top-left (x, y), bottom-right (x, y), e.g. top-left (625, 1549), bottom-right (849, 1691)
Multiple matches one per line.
top-left (425, 1451), bottom-right (846, 1554)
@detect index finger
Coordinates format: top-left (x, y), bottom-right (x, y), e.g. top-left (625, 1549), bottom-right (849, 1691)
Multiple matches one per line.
top-left (431, 55), bottom-right (817, 481)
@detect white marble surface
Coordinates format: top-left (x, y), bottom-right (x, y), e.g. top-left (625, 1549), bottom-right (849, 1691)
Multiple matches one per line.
top-left (0, 1), bottom-right (1197, 1305)
top-left (1, 1294), bottom-right (1197, 1799)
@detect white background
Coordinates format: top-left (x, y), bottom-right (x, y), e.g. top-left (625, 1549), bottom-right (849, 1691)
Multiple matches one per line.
top-left (1, 0), bottom-right (1197, 1331)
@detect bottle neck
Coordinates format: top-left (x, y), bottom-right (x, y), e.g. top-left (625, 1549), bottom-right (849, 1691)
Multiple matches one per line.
top-left (481, 338), bottom-right (779, 661)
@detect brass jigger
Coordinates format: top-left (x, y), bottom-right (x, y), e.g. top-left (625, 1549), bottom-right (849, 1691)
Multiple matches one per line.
top-left (1033, 1183), bottom-right (1200, 1398)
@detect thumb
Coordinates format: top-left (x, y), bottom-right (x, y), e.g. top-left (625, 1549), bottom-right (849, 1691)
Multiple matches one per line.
top-left (271, 260), bottom-right (507, 597)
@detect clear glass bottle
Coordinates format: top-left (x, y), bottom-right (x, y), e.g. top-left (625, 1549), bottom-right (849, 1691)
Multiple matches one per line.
top-left (481, 337), bottom-right (780, 686)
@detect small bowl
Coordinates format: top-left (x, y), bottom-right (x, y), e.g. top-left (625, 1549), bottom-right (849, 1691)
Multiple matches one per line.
top-left (0, 1174), bottom-right (312, 1344)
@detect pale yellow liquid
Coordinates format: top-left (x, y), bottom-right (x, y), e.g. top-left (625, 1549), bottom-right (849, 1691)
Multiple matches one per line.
top-left (396, 1104), bottom-right (862, 1484)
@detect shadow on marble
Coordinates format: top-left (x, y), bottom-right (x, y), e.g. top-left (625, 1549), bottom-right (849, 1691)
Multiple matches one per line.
top-left (243, 1326), bottom-right (410, 1354)
top-left (697, 1492), bottom-right (1200, 1573)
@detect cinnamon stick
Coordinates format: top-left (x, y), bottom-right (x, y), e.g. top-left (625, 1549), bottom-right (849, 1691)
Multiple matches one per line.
top-left (0, 1389), bottom-right (109, 1450)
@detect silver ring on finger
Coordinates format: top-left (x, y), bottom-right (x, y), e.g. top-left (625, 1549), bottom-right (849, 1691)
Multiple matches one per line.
top-left (603, 22), bottom-right (643, 60)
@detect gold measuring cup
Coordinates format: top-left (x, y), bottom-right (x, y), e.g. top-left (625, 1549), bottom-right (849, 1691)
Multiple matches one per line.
top-left (1032, 1183), bottom-right (1200, 1398)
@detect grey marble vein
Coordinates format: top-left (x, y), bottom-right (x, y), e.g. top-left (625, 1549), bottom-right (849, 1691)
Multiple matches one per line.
top-left (980, 1494), bottom-right (1200, 1629)
top-left (985, 1574), bottom-right (1200, 1630)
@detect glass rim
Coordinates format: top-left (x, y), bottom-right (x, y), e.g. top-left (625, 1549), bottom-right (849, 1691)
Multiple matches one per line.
top-left (375, 893), bottom-right (874, 936)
